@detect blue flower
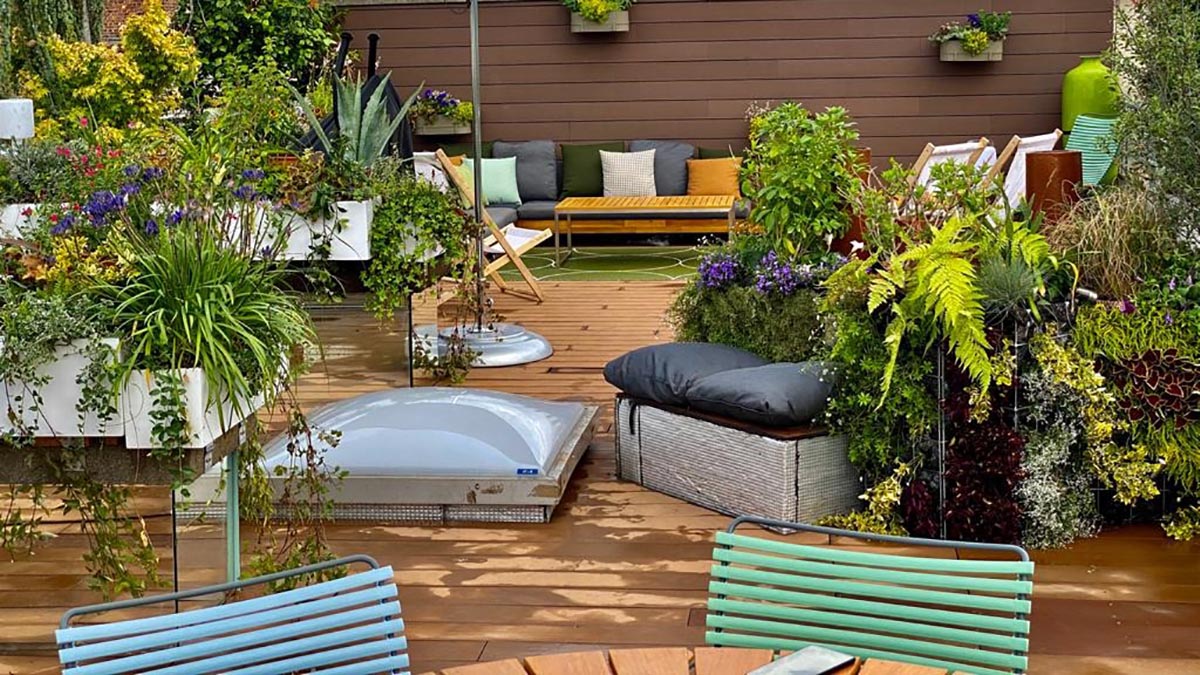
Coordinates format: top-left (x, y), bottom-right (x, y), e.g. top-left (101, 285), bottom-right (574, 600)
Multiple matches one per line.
top-left (967, 12), bottom-right (982, 27)
top-left (123, 164), bottom-right (140, 178)
top-left (141, 167), bottom-right (164, 181)
top-left (232, 184), bottom-right (257, 201)
top-left (144, 218), bottom-right (159, 236)
top-left (50, 214), bottom-right (74, 235)
top-left (119, 182), bottom-right (141, 197)
top-left (697, 252), bottom-right (740, 290)
top-left (1165, 312), bottom-right (1174, 326)
top-left (82, 190), bottom-right (125, 225)
top-left (166, 209), bottom-right (184, 226)
top-left (1169, 277), bottom-right (1178, 291)
top-left (242, 168), bottom-right (266, 181)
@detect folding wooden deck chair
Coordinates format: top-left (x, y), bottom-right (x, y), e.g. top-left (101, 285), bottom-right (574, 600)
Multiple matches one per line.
top-left (908, 138), bottom-right (993, 189)
top-left (985, 130), bottom-right (1064, 206)
top-left (436, 149), bottom-right (551, 303)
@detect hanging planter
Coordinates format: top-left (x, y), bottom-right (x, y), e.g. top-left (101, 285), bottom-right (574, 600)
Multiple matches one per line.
top-left (565, 0), bottom-right (633, 33)
top-left (939, 39), bottom-right (1003, 62)
top-left (929, 10), bottom-right (1010, 63)
top-left (121, 368), bottom-right (264, 450)
top-left (413, 115), bottom-right (471, 136)
top-left (1, 338), bottom-right (123, 438)
top-left (278, 199), bottom-right (375, 261)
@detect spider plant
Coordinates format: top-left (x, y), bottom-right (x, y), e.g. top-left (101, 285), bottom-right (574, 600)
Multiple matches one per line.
top-left (95, 222), bottom-right (314, 421)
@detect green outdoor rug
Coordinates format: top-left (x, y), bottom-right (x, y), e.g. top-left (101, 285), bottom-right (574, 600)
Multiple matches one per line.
top-left (498, 246), bottom-right (701, 282)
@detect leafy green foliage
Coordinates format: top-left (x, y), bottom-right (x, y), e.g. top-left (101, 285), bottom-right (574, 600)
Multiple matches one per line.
top-left (1165, 505), bottom-right (1200, 541)
top-left (178, 0), bottom-right (336, 95)
top-left (1109, 0), bottom-right (1200, 241)
top-left (819, 462), bottom-right (912, 535)
top-left (295, 74), bottom-right (418, 170)
top-left (563, 0), bottom-right (633, 23)
top-left (210, 61), bottom-right (305, 153)
top-left (364, 166), bottom-right (471, 321)
top-left (670, 283), bottom-right (824, 363)
top-left (741, 101), bottom-right (864, 258)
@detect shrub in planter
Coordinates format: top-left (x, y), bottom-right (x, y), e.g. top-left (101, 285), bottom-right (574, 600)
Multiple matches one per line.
top-left (929, 11), bottom-right (1010, 61)
top-left (564, 0), bottom-right (633, 25)
top-left (409, 89), bottom-right (473, 133)
top-left (741, 101), bottom-right (864, 259)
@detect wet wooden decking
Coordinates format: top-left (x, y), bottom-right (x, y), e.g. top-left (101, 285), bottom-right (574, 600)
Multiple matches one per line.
top-left (3, 281), bottom-right (1200, 674)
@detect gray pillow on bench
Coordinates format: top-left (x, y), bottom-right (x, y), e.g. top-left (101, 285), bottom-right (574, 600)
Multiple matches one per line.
top-left (494, 140), bottom-right (558, 202)
top-left (686, 362), bottom-right (838, 427)
top-left (604, 343), bottom-right (767, 407)
top-left (630, 140), bottom-right (695, 196)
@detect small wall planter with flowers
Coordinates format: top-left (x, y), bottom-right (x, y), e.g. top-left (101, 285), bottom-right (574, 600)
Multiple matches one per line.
top-left (929, 10), bottom-right (1010, 62)
top-left (566, 0), bottom-right (633, 33)
top-left (410, 89), bottom-right (473, 136)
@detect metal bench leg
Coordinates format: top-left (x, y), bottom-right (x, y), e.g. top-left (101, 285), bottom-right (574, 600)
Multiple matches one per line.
top-left (553, 211), bottom-right (561, 266)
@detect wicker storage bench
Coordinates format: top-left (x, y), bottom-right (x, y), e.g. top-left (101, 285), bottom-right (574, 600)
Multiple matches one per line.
top-left (615, 395), bottom-right (860, 523)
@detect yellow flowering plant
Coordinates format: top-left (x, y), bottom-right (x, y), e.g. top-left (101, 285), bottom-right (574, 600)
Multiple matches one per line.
top-left (563, 0), bottom-right (633, 23)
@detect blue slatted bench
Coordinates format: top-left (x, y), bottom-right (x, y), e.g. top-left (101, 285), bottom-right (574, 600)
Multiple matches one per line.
top-left (706, 516), bottom-right (1034, 675)
top-left (57, 555), bottom-right (408, 675)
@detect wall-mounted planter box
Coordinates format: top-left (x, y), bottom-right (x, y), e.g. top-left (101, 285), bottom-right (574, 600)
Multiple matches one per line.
top-left (413, 116), bottom-right (471, 136)
top-left (571, 10), bottom-right (629, 33)
top-left (122, 368), bottom-right (263, 449)
top-left (940, 40), bottom-right (1003, 62)
top-left (278, 199), bottom-right (374, 261)
top-left (1, 338), bottom-right (123, 438)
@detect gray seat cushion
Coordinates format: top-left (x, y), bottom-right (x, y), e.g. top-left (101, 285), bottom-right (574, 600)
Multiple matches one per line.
top-left (630, 140), bottom-right (695, 196)
top-left (485, 205), bottom-right (519, 227)
top-left (604, 343), bottom-right (768, 407)
top-left (494, 140), bottom-right (558, 202)
top-left (686, 362), bottom-right (838, 427)
top-left (516, 200), bottom-right (557, 221)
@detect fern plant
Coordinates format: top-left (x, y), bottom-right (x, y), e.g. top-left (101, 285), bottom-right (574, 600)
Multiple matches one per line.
top-left (865, 216), bottom-right (991, 401)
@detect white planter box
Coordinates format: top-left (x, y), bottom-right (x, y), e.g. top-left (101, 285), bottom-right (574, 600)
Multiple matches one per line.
top-left (571, 10), bottom-right (629, 33)
top-left (280, 200), bottom-right (374, 261)
top-left (940, 40), bottom-right (1003, 62)
top-left (0, 338), bottom-right (123, 438)
top-left (413, 115), bottom-right (471, 136)
top-left (0, 203), bottom-right (39, 237)
top-left (122, 368), bottom-right (262, 449)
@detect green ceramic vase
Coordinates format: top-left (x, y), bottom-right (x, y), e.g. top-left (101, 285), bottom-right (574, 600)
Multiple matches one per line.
top-left (1061, 55), bottom-right (1118, 132)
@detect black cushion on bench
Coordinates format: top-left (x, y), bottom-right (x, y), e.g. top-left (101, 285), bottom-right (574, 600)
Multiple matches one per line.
top-left (686, 362), bottom-right (838, 428)
top-left (604, 343), bottom-right (767, 407)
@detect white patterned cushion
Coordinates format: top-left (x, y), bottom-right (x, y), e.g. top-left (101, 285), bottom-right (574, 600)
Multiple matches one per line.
top-left (600, 149), bottom-right (657, 197)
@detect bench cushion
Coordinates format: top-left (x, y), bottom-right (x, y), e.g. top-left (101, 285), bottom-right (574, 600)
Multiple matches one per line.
top-left (604, 342), bottom-right (767, 407)
top-left (601, 149), bottom-right (658, 197)
top-left (562, 142), bottom-right (625, 197)
top-left (516, 200), bottom-right (558, 220)
top-left (494, 140), bottom-right (558, 202)
top-left (688, 157), bottom-right (742, 197)
top-left (486, 204), bottom-right (519, 227)
top-left (686, 362), bottom-right (838, 427)
top-left (630, 140), bottom-right (695, 196)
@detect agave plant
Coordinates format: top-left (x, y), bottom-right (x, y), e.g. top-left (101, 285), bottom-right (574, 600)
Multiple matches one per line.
top-left (295, 74), bottom-right (420, 169)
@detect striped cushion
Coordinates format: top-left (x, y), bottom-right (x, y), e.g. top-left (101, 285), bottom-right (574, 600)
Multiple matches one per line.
top-left (600, 149), bottom-right (657, 197)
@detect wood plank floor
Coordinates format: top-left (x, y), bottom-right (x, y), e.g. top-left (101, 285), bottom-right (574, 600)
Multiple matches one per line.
top-left (4, 281), bottom-right (1200, 674)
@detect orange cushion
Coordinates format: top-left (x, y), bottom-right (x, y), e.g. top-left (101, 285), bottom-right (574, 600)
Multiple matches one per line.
top-left (447, 154), bottom-right (466, 166)
top-left (687, 157), bottom-right (742, 196)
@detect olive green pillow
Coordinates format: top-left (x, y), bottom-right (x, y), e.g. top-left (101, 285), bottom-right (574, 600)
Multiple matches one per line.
top-left (441, 141), bottom-right (493, 158)
top-left (699, 145), bottom-right (741, 159)
top-left (561, 142), bottom-right (625, 197)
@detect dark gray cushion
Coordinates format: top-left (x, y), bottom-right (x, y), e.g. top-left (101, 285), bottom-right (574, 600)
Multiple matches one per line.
top-left (630, 140), bottom-right (695, 196)
top-left (494, 140), bottom-right (558, 202)
top-left (604, 343), bottom-right (768, 407)
top-left (686, 362), bottom-right (838, 427)
top-left (485, 205), bottom-right (519, 227)
top-left (517, 200), bottom-right (557, 220)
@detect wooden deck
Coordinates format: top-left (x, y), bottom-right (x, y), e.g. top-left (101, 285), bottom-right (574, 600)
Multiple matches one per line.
top-left (3, 281), bottom-right (1200, 674)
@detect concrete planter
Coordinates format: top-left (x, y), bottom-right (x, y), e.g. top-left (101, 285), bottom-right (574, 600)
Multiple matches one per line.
top-left (0, 338), bottom-right (123, 438)
top-left (280, 199), bottom-right (374, 261)
top-left (0, 203), bottom-right (40, 236)
top-left (570, 10), bottom-right (629, 33)
top-left (940, 40), bottom-right (1003, 62)
top-left (413, 115), bottom-right (471, 136)
top-left (122, 368), bottom-right (262, 449)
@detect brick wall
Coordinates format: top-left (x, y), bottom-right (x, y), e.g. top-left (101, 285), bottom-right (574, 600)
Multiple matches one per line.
top-left (101, 0), bottom-right (179, 42)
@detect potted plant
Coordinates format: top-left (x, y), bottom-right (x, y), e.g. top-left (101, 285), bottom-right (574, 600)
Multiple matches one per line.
top-left (929, 11), bottom-right (1010, 62)
top-left (565, 0), bottom-right (633, 33)
top-left (410, 89), bottom-right (473, 136)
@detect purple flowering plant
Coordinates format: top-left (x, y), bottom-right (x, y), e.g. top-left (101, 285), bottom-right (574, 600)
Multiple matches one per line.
top-left (409, 89), bottom-right (474, 125)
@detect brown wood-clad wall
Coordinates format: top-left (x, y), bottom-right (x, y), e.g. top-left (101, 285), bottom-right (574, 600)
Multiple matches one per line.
top-left (345, 0), bottom-right (1113, 165)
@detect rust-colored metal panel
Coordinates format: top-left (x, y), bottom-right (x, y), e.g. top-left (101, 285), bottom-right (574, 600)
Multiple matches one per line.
top-left (347, 0), bottom-right (1112, 165)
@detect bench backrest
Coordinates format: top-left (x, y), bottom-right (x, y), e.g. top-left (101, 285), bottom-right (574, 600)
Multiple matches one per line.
top-left (57, 565), bottom-right (407, 675)
top-left (706, 522), bottom-right (1034, 675)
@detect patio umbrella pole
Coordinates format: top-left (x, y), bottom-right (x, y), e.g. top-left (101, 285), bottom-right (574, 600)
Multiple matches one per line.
top-left (431, 0), bottom-right (552, 367)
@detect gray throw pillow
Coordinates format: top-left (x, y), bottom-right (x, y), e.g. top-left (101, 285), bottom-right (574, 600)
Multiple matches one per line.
top-left (493, 140), bottom-right (558, 202)
top-left (604, 343), bottom-right (768, 407)
top-left (630, 140), bottom-right (695, 196)
top-left (686, 362), bottom-right (839, 427)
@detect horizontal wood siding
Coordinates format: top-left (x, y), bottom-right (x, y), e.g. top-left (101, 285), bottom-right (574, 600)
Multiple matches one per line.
top-left (345, 0), bottom-right (1112, 165)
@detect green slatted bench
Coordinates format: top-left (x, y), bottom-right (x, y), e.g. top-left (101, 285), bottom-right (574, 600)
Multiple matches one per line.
top-left (706, 516), bottom-right (1034, 675)
top-left (57, 555), bottom-right (408, 675)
